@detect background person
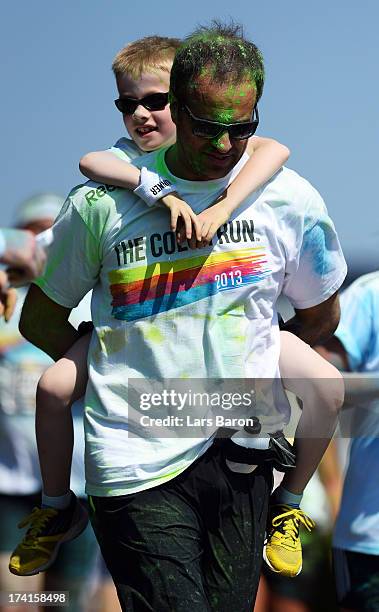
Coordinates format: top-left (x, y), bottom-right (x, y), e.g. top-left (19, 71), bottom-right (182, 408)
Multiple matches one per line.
top-left (316, 272), bottom-right (379, 612)
top-left (0, 227), bottom-right (46, 322)
top-left (0, 194), bottom-right (109, 612)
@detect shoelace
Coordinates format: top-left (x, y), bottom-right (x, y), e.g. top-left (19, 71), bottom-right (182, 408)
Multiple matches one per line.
top-left (271, 508), bottom-right (315, 544)
top-left (17, 507), bottom-right (58, 547)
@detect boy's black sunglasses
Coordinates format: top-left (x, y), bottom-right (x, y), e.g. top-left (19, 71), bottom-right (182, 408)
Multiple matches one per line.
top-left (114, 92), bottom-right (169, 115)
top-left (182, 105), bottom-right (259, 140)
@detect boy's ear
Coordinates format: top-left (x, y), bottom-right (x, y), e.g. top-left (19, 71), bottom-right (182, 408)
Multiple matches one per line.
top-left (168, 92), bottom-right (178, 124)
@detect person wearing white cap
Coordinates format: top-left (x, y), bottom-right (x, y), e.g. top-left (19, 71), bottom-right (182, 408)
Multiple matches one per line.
top-left (0, 193), bottom-right (62, 321)
top-left (0, 226), bottom-right (46, 322)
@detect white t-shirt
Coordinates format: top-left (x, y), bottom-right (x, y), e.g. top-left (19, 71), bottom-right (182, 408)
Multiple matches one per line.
top-left (35, 146), bottom-right (347, 496)
top-left (108, 137), bottom-right (142, 162)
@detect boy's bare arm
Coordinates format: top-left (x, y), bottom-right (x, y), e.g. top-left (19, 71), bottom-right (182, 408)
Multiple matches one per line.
top-left (20, 284), bottom-right (80, 361)
top-left (80, 151), bottom-right (141, 189)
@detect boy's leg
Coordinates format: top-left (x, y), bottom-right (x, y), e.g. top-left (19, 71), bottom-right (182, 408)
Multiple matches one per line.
top-left (264, 331), bottom-right (344, 578)
top-left (9, 334), bottom-right (91, 577)
top-left (36, 332), bottom-right (91, 497)
top-left (279, 331), bottom-right (344, 496)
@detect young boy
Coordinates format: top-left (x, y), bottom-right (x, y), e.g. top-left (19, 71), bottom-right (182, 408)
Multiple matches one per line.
top-left (10, 35), bottom-right (343, 581)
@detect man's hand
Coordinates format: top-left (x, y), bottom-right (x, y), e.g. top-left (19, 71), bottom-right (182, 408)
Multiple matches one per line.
top-left (0, 270), bottom-right (18, 322)
top-left (1, 229), bottom-right (46, 285)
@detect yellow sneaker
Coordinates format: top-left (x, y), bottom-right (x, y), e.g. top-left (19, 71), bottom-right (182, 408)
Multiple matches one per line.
top-left (9, 494), bottom-right (88, 576)
top-left (263, 504), bottom-right (315, 577)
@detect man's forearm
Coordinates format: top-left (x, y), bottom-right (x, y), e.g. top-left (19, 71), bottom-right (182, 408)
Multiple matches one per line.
top-left (281, 314), bottom-right (338, 346)
top-left (282, 290), bottom-right (341, 346)
top-left (24, 319), bottom-right (80, 362)
top-left (19, 284), bottom-right (81, 361)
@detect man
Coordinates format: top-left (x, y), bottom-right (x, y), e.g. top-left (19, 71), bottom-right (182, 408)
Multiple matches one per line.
top-left (316, 272), bottom-right (379, 612)
top-left (19, 23), bottom-right (346, 611)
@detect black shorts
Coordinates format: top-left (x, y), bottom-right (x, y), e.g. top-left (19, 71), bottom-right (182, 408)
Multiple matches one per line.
top-left (88, 439), bottom-right (272, 612)
top-left (333, 547), bottom-right (379, 612)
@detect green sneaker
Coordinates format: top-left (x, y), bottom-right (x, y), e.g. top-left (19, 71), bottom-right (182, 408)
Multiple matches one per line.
top-left (9, 493), bottom-right (88, 576)
top-left (263, 504), bottom-right (315, 577)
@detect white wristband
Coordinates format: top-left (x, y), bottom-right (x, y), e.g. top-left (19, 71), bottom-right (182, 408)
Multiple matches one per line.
top-left (134, 166), bottom-right (176, 207)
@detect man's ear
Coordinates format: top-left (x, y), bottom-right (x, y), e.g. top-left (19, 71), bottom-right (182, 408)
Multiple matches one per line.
top-left (168, 92), bottom-right (178, 125)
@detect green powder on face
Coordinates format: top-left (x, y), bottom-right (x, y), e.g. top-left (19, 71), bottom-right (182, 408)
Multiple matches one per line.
top-left (226, 83), bottom-right (236, 97)
top-left (210, 135), bottom-right (227, 149)
top-left (214, 108), bottom-right (234, 122)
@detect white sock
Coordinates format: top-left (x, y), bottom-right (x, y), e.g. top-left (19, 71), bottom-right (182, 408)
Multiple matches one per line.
top-left (41, 491), bottom-right (72, 510)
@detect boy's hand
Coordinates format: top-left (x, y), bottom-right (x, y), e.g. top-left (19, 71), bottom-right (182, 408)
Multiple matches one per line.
top-left (196, 202), bottom-right (231, 245)
top-left (175, 199), bottom-right (232, 249)
top-left (160, 193), bottom-right (202, 243)
top-left (0, 270), bottom-right (18, 322)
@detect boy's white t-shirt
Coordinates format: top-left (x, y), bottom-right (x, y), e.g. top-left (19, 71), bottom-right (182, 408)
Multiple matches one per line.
top-left (35, 145), bottom-right (347, 496)
top-left (108, 137), bottom-right (143, 162)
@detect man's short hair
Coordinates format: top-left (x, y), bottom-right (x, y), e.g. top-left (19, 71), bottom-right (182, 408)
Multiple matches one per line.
top-left (112, 36), bottom-right (181, 80)
top-left (170, 21), bottom-right (265, 103)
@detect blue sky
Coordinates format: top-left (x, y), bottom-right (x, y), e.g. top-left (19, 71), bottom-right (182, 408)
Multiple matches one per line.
top-left (2, 0), bottom-right (378, 273)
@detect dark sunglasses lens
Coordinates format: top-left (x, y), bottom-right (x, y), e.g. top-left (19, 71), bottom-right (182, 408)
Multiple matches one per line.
top-left (143, 93), bottom-right (169, 111)
top-left (115, 93), bottom-right (168, 115)
top-left (115, 99), bottom-right (137, 114)
top-left (229, 121), bottom-right (258, 140)
top-left (192, 121), bottom-right (221, 139)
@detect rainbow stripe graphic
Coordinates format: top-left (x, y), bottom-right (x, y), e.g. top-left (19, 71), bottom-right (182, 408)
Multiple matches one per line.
top-left (109, 247), bottom-right (270, 321)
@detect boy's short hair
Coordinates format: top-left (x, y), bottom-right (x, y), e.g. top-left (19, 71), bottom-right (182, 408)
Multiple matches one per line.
top-left (112, 36), bottom-right (181, 79)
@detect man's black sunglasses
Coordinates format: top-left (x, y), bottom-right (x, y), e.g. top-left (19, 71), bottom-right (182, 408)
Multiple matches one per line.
top-left (182, 105), bottom-right (259, 140)
top-left (114, 92), bottom-right (169, 115)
